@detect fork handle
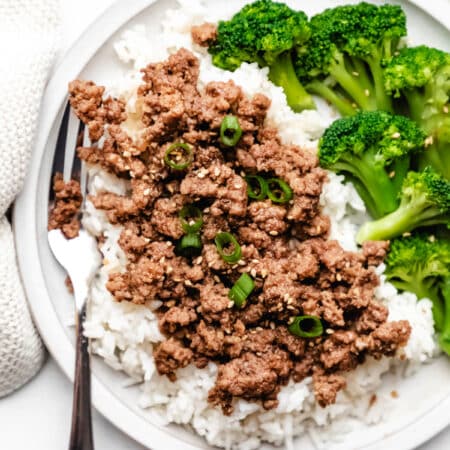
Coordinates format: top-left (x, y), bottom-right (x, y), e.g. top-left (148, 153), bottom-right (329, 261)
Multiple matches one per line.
top-left (68, 302), bottom-right (94, 450)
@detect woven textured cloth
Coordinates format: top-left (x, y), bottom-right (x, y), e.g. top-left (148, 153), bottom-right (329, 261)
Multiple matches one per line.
top-left (0, 0), bottom-right (60, 397)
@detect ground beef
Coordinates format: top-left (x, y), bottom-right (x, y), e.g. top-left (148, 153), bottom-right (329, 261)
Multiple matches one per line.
top-left (66, 48), bottom-right (411, 415)
top-left (191, 23), bottom-right (218, 47)
top-left (48, 173), bottom-right (82, 239)
top-left (69, 80), bottom-right (126, 141)
top-left (154, 338), bottom-right (193, 381)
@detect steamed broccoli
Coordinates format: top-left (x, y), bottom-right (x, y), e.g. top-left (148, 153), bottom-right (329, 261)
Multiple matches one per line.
top-left (384, 46), bottom-right (450, 179)
top-left (208, 0), bottom-right (315, 111)
top-left (319, 111), bottom-right (426, 219)
top-left (295, 2), bottom-right (406, 116)
top-left (385, 234), bottom-right (450, 352)
top-left (357, 167), bottom-right (450, 243)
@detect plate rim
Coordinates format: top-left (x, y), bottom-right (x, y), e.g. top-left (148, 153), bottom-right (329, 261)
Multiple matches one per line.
top-left (13, 1), bottom-right (450, 449)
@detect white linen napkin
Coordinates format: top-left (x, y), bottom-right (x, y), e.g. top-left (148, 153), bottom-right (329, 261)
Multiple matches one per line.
top-left (0, 0), bottom-right (60, 397)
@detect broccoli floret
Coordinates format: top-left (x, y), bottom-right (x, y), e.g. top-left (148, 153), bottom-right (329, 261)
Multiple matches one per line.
top-left (208, 0), bottom-right (315, 111)
top-left (384, 46), bottom-right (450, 179)
top-left (385, 233), bottom-right (450, 332)
top-left (357, 167), bottom-right (450, 242)
top-left (295, 2), bottom-right (406, 116)
top-left (319, 111), bottom-right (426, 218)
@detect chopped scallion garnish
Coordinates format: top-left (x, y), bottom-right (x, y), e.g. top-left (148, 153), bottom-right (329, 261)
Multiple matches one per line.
top-left (245, 175), bottom-right (268, 200)
top-left (229, 273), bottom-right (255, 308)
top-left (179, 205), bottom-right (203, 233)
top-left (267, 178), bottom-right (293, 203)
top-left (220, 115), bottom-right (243, 147)
top-left (177, 233), bottom-right (202, 256)
top-left (214, 232), bottom-right (242, 263)
top-left (288, 315), bottom-right (323, 338)
top-left (164, 143), bottom-right (193, 170)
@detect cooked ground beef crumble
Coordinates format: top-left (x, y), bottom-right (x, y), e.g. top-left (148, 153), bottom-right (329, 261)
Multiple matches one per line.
top-left (64, 48), bottom-right (411, 414)
top-left (48, 173), bottom-right (82, 239)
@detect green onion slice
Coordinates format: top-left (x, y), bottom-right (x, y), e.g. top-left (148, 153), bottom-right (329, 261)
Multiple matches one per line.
top-left (229, 273), bottom-right (255, 308)
top-left (220, 115), bottom-right (243, 147)
top-left (179, 205), bottom-right (203, 233)
top-left (288, 315), bottom-right (323, 338)
top-left (214, 232), bottom-right (242, 263)
top-left (267, 178), bottom-right (293, 203)
top-left (245, 175), bottom-right (268, 201)
top-left (164, 143), bottom-right (193, 170)
top-left (177, 233), bottom-right (202, 256)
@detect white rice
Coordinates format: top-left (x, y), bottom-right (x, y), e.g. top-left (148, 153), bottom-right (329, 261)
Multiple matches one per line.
top-left (82, 1), bottom-right (438, 448)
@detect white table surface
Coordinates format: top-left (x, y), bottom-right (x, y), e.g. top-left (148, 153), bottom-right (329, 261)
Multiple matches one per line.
top-left (1, 1), bottom-right (449, 449)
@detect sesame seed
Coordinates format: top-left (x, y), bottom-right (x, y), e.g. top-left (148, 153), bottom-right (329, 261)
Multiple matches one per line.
top-left (166, 241), bottom-right (172, 246)
top-left (269, 230), bottom-right (278, 236)
top-left (252, 259), bottom-right (259, 264)
top-left (166, 266), bottom-right (174, 274)
top-left (402, 231), bottom-right (411, 237)
top-left (143, 188), bottom-right (151, 195)
top-left (326, 328), bottom-right (334, 335)
top-left (391, 132), bottom-right (400, 139)
top-left (336, 273), bottom-right (342, 281)
top-left (364, 89), bottom-right (370, 97)
top-left (184, 280), bottom-right (193, 286)
top-left (261, 269), bottom-right (268, 278)
top-left (142, 175), bottom-right (149, 181)
top-left (270, 322), bottom-right (276, 330)
top-left (389, 170), bottom-right (396, 178)
top-left (195, 256), bottom-right (203, 265)
top-left (425, 136), bottom-right (434, 147)
top-left (288, 317), bottom-right (294, 324)
top-left (123, 151), bottom-right (131, 158)
top-left (250, 268), bottom-right (257, 277)
top-left (428, 235), bottom-right (436, 242)
top-left (214, 275), bottom-right (220, 283)
top-left (240, 171), bottom-right (246, 177)
top-left (125, 229), bottom-right (132, 236)
top-left (228, 301), bottom-right (234, 308)
top-left (443, 105), bottom-right (449, 114)
top-left (124, 165), bottom-right (130, 170)
top-left (214, 167), bottom-right (221, 177)
top-left (352, 71), bottom-right (359, 76)
top-left (203, 208), bottom-right (210, 213)
top-left (234, 183), bottom-right (242, 189)
top-left (238, 260), bottom-right (246, 266)
top-left (159, 257), bottom-right (166, 264)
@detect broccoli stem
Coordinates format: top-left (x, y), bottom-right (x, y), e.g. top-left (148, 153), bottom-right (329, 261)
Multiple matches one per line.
top-left (403, 90), bottom-right (426, 124)
top-left (417, 140), bottom-right (450, 179)
top-left (268, 52), bottom-right (316, 111)
top-left (347, 58), bottom-right (373, 94)
top-left (329, 54), bottom-right (374, 111)
top-left (438, 279), bottom-right (450, 355)
top-left (365, 54), bottom-right (394, 113)
top-left (356, 198), bottom-right (445, 243)
top-left (333, 153), bottom-right (400, 218)
top-left (306, 80), bottom-right (357, 116)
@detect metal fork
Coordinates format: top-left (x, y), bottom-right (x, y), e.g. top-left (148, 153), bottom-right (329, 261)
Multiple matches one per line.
top-left (48, 103), bottom-right (101, 450)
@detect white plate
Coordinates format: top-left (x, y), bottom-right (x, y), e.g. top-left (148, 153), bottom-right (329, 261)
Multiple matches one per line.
top-left (13, 1), bottom-right (450, 449)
